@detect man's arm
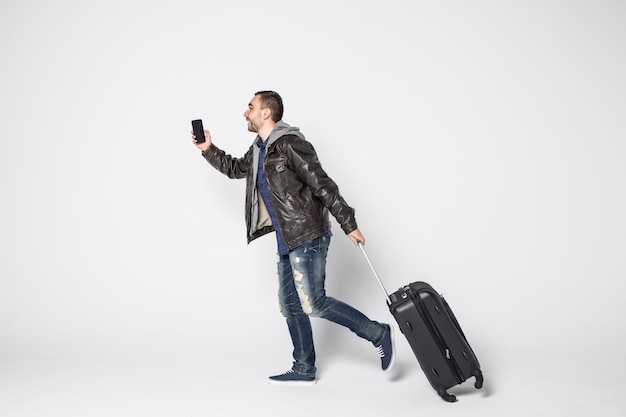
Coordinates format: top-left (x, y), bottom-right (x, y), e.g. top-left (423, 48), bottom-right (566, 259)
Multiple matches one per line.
top-left (282, 136), bottom-right (364, 245)
top-left (192, 128), bottom-right (249, 180)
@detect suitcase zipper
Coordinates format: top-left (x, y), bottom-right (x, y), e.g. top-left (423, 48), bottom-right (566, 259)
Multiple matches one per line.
top-left (411, 289), bottom-right (465, 384)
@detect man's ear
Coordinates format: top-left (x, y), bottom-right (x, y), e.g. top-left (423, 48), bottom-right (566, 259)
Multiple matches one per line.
top-left (261, 108), bottom-right (272, 121)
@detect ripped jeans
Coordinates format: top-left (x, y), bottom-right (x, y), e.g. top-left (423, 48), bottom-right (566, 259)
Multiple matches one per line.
top-left (276, 235), bottom-right (386, 377)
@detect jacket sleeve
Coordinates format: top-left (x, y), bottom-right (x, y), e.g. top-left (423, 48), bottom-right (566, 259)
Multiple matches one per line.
top-left (282, 137), bottom-right (358, 234)
top-left (202, 143), bottom-right (251, 180)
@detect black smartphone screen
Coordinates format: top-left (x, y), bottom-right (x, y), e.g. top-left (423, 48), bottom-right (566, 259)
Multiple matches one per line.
top-left (192, 119), bottom-right (206, 143)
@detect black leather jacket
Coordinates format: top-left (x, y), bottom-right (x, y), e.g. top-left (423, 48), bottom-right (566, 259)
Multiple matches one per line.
top-left (202, 133), bottom-right (357, 250)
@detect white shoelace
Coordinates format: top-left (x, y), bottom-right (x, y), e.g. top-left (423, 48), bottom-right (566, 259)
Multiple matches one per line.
top-left (376, 345), bottom-right (386, 358)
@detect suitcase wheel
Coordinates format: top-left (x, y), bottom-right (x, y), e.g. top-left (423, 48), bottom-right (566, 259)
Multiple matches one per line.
top-left (472, 363), bottom-right (484, 389)
top-left (437, 388), bottom-right (457, 403)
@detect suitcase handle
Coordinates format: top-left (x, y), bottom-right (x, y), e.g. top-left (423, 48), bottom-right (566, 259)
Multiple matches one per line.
top-left (357, 241), bottom-right (392, 305)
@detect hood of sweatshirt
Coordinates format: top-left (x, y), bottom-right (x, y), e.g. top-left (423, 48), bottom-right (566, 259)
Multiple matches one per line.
top-left (251, 120), bottom-right (306, 180)
top-left (265, 120), bottom-right (306, 145)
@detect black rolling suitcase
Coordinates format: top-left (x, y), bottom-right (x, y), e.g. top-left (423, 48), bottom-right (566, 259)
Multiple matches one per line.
top-left (359, 243), bottom-right (484, 402)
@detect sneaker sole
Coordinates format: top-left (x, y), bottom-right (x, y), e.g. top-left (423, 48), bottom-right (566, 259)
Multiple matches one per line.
top-left (268, 378), bottom-right (317, 386)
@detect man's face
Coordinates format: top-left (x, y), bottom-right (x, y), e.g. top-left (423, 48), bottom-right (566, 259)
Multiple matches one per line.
top-left (244, 95), bottom-right (264, 133)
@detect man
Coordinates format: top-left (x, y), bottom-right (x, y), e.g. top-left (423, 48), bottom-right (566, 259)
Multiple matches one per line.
top-left (192, 91), bottom-right (394, 385)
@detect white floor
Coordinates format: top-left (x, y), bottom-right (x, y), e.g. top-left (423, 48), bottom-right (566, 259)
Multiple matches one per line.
top-left (2, 327), bottom-right (624, 417)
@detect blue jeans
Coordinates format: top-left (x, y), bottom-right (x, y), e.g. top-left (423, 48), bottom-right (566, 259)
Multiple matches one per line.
top-left (276, 235), bottom-right (386, 377)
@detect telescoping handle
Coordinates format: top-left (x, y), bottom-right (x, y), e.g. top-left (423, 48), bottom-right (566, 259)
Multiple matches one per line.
top-left (357, 241), bottom-right (392, 305)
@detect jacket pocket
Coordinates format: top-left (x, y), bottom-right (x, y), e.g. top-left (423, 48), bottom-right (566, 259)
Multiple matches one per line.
top-left (265, 157), bottom-right (288, 188)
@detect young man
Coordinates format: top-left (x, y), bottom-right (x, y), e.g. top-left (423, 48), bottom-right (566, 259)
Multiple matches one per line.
top-left (192, 91), bottom-right (394, 385)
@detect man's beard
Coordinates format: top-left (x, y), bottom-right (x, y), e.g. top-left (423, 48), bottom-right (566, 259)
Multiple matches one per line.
top-left (246, 119), bottom-right (259, 133)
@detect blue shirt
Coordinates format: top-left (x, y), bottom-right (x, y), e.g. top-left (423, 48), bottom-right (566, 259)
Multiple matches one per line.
top-left (256, 137), bottom-right (290, 255)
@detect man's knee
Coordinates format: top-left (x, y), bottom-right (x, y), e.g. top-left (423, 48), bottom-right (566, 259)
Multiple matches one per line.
top-left (300, 296), bottom-right (327, 318)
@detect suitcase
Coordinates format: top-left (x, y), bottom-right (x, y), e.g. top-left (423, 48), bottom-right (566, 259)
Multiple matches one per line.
top-left (359, 243), bottom-right (484, 402)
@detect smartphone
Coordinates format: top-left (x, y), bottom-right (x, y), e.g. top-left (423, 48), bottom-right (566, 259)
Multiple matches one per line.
top-left (192, 119), bottom-right (206, 143)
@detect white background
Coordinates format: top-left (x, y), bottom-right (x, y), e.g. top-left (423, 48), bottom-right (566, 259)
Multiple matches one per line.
top-left (1, 1), bottom-right (625, 416)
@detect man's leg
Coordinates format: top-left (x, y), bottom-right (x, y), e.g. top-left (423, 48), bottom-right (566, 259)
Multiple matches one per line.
top-left (289, 236), bottom-right (395, 371)
top-left (269, 253), bottom-right (317, 385)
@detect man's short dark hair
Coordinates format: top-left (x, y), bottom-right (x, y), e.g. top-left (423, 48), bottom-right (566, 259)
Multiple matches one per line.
top-left (255, 90), bottom-right (283, 122)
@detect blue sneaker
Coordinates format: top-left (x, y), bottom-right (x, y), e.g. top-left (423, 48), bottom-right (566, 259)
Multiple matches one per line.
top-left (376, 324), bottom-right (395, 371)
top-left (268, 368), bottom-right (316, 386)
